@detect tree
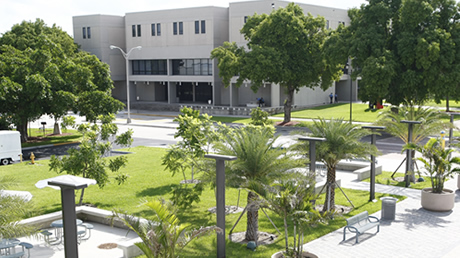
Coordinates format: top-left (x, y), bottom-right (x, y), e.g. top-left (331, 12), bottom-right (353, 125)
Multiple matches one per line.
top-left (49, 114), bottom-right (133, 205)
top-left (111, 199), bottom-right (221, 258)
top-left (0, 176), bottom-right (36, 238)
top-left (0, 19), bottom-right (124, 142)
top-left (376, 101), bottom-right (450, 182)
top-left (213, 125), bottom-right (303, 242)
top-left (211, 3), bottom-right (343, 123)
top-left (304, 118), bottom-right (376, 212)
top-left (345, 0), bottom-right (460, 107)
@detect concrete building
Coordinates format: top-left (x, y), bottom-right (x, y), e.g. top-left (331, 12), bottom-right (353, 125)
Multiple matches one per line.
top-left (73, 0), bottom-right (356, 114)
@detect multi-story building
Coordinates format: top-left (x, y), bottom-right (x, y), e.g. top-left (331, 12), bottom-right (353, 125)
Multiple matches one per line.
top-left (73, 0), bottom-right (355, 113)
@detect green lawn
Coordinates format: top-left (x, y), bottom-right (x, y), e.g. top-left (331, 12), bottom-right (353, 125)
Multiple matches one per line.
top-left (362, 171), bottom-right (433, 190)
top-left (21, 128), bottom-right (82, 148)
top-left (273, 103), bottom-right (389, 123)
top-left (1, 146), bottom-right (405, 257)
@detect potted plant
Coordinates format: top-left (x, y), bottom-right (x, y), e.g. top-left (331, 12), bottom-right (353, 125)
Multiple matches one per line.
top-left (265, 176), bottom-right (327, 258)
top-left (405, 138), bottom-right (460, 211)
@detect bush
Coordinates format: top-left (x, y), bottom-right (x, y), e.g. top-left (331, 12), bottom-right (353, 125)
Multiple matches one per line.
top-left (250, 107), bottom-right (269, 125)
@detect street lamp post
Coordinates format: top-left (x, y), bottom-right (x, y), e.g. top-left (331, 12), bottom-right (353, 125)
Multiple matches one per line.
top-left (109, 45), bottom-right (142, 123)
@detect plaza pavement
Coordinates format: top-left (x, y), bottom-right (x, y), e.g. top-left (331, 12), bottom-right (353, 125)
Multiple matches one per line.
top-left (114, 110), bottom-right (460, 258)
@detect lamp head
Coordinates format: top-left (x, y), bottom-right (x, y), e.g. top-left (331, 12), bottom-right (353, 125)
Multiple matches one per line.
top-left (110, 45), bottom-right (116, 49)
top-left (135, 46), bottom-right (142, 50)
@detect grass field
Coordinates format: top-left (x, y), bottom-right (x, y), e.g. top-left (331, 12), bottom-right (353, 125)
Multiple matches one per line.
top-left (1, 146), bottom-right (405, 257)
top-left (21, 128), bottom-right (83, 148)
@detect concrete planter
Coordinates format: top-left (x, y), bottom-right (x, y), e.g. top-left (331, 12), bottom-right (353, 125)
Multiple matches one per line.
top-left (457, 175), bottom-right (460, 189)
top-left (421, 188), bottom-right (455, 212)
top-left (271, 251), bottom-right (318, 258)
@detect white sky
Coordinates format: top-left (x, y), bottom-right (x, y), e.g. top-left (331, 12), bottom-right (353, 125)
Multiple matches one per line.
top-left (1, 0), bottom-right (367, 37)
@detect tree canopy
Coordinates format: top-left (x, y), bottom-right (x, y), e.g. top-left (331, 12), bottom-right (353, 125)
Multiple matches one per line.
top-left (211, 3), bottom-right (344, 123)
top-left (0, 19), bottom-right (124, 142)
top-left (345, 0), bottom-right (460, 108)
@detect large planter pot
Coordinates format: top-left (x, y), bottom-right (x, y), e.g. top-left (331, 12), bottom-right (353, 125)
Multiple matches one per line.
top-left (421, 188), bottom-right (455, 212)
top-left (272, 251), bottom-right (318, 258)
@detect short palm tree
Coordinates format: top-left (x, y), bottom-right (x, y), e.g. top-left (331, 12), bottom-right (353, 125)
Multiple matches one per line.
top-left (306, 118), bottom-right (377, 212)
top-left (111, 199), bottom-right (221, 258)
top-left (213, 125), bottom-right (303, 242)
top-left (0, 176), bottom-right (36, 238)
top-left (376, 101), bottom-right (450, 182)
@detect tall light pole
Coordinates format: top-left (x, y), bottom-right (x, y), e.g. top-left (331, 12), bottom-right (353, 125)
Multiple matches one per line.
top-left (109, 45), bottom-right (142, 123)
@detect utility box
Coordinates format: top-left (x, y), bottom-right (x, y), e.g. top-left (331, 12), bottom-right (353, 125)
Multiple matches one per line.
top-left (0, 131), bottom-right (22, 165)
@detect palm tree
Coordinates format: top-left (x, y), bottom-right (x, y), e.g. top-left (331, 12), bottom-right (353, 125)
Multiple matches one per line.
top-left (0, 176), bottom-right (36, 238)
top-left (213, 125), bottom-right (303, 242)
top-left (306, 118), bottom-right (377, 212)
top-left (111, 199), bottom-right (221, 258)
top-left (376, 101), bottom-right (450, 182)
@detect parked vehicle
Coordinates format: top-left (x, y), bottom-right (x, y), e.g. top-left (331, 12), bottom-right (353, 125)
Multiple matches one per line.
top-left (0, 131), bottom-right (22, 165)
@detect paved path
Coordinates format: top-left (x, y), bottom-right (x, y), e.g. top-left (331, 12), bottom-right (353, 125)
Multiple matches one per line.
top-left (303, 154), bottom-right (460, 258)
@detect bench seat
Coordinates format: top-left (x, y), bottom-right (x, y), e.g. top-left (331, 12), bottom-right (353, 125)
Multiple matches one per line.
top-left (343, 211), bottom-right (380, 243)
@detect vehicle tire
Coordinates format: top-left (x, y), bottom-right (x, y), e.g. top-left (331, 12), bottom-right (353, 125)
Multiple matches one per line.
top-left (1, 159), bottom-right (9, 165)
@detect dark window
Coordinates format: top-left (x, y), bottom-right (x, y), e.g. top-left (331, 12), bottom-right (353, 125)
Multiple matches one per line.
top-left (137, 24), bottom-right (141, 37)
top-left (87, 27), bottom-right (91, 39)
top-left (157, 23), bottom-right (161, 36)
top-left (82, 27), bottom-right (86, 39)
top-left (201, 20), bottom-right (205, 34)
top-left (151, 24), bottom-right (155, 36)
top-left (244, 16), bottom-right (248, 23)
top-left (195, 21), bottom-right (199, 34)
top-left (173, 22), bottom-right (177, 35)
top-left (132, 25), bottom-right (136, 37)
top-left (179, 22), bottom-right (183, 35)
top-left (132, 60), bottom-right (168, 75)
top-left (172, 59), bottom-right (213, 75)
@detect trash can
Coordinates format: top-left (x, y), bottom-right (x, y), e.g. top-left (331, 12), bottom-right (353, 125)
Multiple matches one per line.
top-left (380, 197), bottom-right (397, 220)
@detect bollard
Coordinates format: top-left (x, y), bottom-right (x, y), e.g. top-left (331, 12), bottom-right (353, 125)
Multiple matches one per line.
top-left (441, 131), bottom-right (445, 149)
top-left (30, 152), bottom-right (35, 164)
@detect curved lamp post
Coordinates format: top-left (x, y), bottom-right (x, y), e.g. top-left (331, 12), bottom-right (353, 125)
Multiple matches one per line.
top-left (109, 45), bottom-right (142, 123)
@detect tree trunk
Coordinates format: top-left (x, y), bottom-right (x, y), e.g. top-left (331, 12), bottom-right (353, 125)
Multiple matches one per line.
top-left (245, 191), bottom-right (259, 242)
top-left (283, 86), bottom-right (295, 123)
top-left (53, 120), bottom-right (61, 135)
top-left (283, 211), bottom-right (289, 254)
top-left (16, 122), bottom-right (28, 143)
top-left (322, 165), bottom-right (336, 212)
top-left (446, 95), bottom-right (450, 112)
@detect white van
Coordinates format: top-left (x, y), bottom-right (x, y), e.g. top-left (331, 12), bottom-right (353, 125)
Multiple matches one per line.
top-left (0, 131), bottom-right (22, 165)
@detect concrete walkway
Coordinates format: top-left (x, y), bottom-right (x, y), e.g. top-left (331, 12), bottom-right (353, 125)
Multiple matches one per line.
top-left (303, 153), bottom-right (460, 258)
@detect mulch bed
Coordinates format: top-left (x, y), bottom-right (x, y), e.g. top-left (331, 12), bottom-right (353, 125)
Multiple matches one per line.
top-left (98, 243), bottom-right (118, 249)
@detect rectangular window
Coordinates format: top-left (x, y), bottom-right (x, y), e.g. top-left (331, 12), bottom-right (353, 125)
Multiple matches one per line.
top-left (326, 20), bottom-right (330, 29)
top-left (132, 25), bottom-right (136, 37)
top-left (244, 16), bottom-right (248, 23)
top-left (172, 59), bottom-right (213, 75)
top-left (151, 24), bottom-right (155, 36)
top-left (132, 60), bottom-right (167, 75)
top-left (201, 20), bottom-right (205, 34)
top-left (87, 27), bottom-right (91, 39)
top-left (173, 22), bottom-right (177, 35)
top-left (82, 27), bottom-right (86, 39)
top-left (137, 24), bottom-right (141, 37)
top-left (195, 21), bottom-right (199, 34)
top-left (179, 22), bottom-right (183, 35)
top-left (157, 23), bottom-right (161, 36)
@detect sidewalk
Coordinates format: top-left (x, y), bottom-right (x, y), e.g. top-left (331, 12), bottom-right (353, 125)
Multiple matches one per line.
top-left (303, 153), bottom-right (460, 258)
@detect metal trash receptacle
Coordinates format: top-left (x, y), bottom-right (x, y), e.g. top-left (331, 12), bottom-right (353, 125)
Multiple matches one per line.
top-left (381, 197), bottom-right (397, 220)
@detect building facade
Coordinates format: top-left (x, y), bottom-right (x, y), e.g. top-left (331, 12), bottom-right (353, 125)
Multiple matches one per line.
top-left (73, 0), bottom-right (356, 112)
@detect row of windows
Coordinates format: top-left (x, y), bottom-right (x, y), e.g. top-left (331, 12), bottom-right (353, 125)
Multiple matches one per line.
top-left (172, 59), bottom-right (212, 76)
top-left (243, 16), bottom-right (342, 28)
top-left (82, 27), bottom-right (91, 39)
top-left (131, 21), bottom-right (207, 37)
top-left (132, 59), bottom-right (212, 76)
top-left (132, 60), bottom-right (167, 75)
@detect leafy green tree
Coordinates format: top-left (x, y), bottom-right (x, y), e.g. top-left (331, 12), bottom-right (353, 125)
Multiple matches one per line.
top-left (0, 176), bottom-right (36, 238)
top-left (213, 125), bottom-right (303, 242)
top-left (304, 118), bottom-right (376, 212)
top-left (211, 3), bottom-right (343, 123)
top-left (49, 114), bottom-right (133, 205)
top-left (345, 0), bottom-right (460, 107)
top-left (111, 199), bottom-right (221, 258)
top-left (0, 19), bottom-right (123, 141)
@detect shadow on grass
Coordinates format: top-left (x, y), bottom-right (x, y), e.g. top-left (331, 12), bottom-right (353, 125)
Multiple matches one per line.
top-left (364, 108), bottom-right (379, 113)
top-left (136, 184), bottom-right (176, 197)
top-left (294, 103), bottom-right (348, 111)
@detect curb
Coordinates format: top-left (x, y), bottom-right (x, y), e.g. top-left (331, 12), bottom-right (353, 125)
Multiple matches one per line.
top-left (22, 141), bottom-right (80, 151)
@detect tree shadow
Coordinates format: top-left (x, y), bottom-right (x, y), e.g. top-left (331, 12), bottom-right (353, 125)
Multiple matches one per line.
top-left (394, 207), bottom-right (452, 230)
top-left (136, 184), bottom-right (176, 197)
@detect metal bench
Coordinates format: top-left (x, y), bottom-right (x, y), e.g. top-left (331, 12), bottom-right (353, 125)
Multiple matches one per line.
top-left (343, 211), bottom-right (380, 243)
